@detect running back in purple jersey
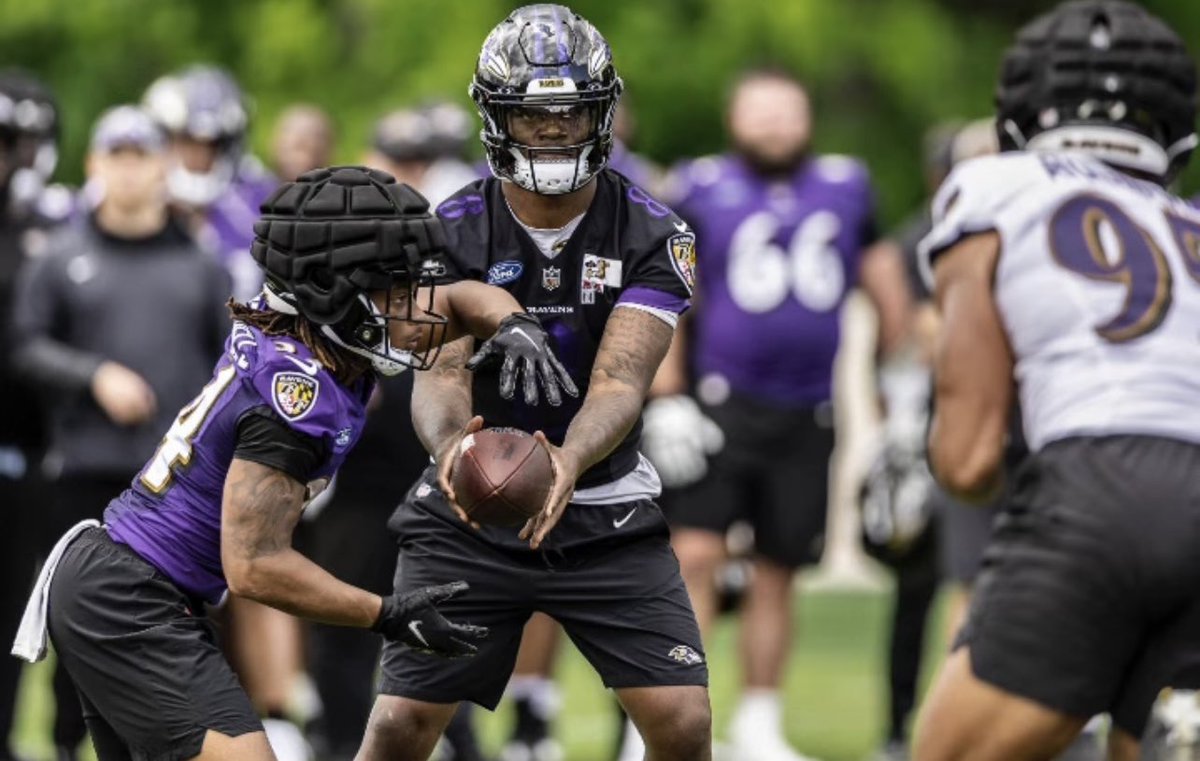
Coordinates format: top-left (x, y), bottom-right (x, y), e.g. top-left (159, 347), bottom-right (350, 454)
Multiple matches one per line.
top-left (199, 162), bottom-right (278, 301)
top-left (669, 154), bottom-right (877, 406)
top-left (105, 318), bottom-right (371, 603)
top-left (436, 169), bottom-right (693, 489)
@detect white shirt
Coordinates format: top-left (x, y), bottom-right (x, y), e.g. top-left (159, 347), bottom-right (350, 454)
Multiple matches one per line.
top-left (920, 151), bottom-right (1200, 451)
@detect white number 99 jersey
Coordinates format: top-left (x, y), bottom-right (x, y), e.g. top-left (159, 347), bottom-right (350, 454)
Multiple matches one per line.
top-left (919, 151), bottom-right (1200, 452)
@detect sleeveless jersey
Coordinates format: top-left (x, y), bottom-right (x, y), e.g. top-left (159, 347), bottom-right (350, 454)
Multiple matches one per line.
top-left (921, 151), bottom-right (1200, 451)
top-left (105, 320), bottom-right (371, 602)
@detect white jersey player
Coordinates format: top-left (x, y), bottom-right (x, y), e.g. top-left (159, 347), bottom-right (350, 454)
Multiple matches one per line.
top-left (923, 149), bottom-right (1200, 452)
top-left (913, 2), bottom-right (1200, 760)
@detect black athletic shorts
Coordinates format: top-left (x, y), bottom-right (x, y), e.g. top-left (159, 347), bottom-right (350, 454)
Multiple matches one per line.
top-left (378, 466), bottom-right (708, 709)
top-left (931, 487), bottom-right (1002, 585)
top-left (957, 435), bottom-right (1200, 737)
top-left (47, 527), bottom-right (260, 760)
top-left (667, 392), bottom-right (834, 568)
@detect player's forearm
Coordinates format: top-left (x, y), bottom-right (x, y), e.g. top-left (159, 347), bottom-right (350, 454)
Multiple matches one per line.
top-left (441, 280), bottom-right (524, 342)
top-left (563, 307), bottom-right (674, 471)
top-left (221, 458), bottom-right (382, 627)
top-left (561, 382), bottom-right (645, 472)
top-left (411, 336), bottom-right (474, 456)
top-left (648, 316), bottom-right (688, 398)
top-left (226, 548), bottom-right (382, 628)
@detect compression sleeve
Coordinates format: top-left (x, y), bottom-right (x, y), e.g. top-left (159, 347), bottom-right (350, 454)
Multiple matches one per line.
top-left (232, 406), bottom-right (326, 483)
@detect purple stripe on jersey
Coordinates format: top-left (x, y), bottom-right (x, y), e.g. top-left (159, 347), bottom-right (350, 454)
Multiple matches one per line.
top-left (618, 286), bottom-right (690, 314)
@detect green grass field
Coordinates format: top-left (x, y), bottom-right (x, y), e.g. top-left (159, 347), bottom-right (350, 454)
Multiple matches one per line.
top-left (13, 587), bottom-right (949, 761)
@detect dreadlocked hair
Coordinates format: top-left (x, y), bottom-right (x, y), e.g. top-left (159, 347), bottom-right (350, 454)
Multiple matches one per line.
top-left (227, 299), bottom-right (373, 386)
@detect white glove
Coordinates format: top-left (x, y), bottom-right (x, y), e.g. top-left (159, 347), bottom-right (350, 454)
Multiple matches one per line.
top-left (641, 395), bottom-right (725, 489)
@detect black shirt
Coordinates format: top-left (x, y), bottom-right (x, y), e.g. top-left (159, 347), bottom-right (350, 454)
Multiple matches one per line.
top-left (436, 170), bottom-right (694, 488)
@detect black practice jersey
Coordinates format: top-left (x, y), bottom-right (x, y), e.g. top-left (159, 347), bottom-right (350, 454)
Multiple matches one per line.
top-left (436, 169), bottom-right (695, 489)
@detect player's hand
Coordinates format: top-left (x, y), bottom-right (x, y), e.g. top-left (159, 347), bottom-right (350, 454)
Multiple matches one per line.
top-left (519, 431), bottom-right (581, 549)
top-left (372, 582), bottom-right (489, 658)
top-left (465, 313), bottom-right (579, 407)
top-left (641, 395), bottom-right (724, 489)
top-left (435, 415), bottom-right (485, 529)
top-left (91, 361), bottom-right (157, 427)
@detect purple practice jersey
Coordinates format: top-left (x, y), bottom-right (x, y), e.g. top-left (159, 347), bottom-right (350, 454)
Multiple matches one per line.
top-left (670, 154), bottom-right (877, 406)
top-left (105, 319), bottom-right (371, 603)
top-left (608, 140), bottom-right (660, 192)
top-left (436, 169), bottom-right (694, 489)
top-left (200, 163), bottom-right (278, 301)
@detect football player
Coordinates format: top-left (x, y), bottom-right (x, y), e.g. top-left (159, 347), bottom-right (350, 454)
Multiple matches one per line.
top-left (13, 165), bottom-right (575, 761)
top-left (144, 66), bottom-right (315, 756)
top-left (355, 6), bottom-right (711, 761)
top-left (0, 68), bottom-right (69, 761)
top-left (648, 67), bottom-right (910, 761)
top-left (913, 2), bottom-right (1200, 760)
top-left (142, 65), bottom-right (278, 301)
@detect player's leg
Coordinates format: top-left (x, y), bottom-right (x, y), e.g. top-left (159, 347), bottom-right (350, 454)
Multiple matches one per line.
top-left (616, 686), bottom-right (712, 761)
top-left (869, 527), bottom-right (940, 759)
top-left (503, 613), bottom-right (564, 761)
top-left (355, 697), bottom-right (457, 761)
top-left (913, 648), bottom-right (1087, 761)
top-left (669, 528), bottom-right (726, 633)
top-left (667, 409), bottom-right (742, 635)
top-left (546, 500), bottom-right (710, 761)
top-left (48, 528), bottom-right (265, 761)
top-left (225, 597), bottom-right (311, 761)
top-left (917, 438), bottom-right (1191, 761)
top-left (731, 408), bottom-right (832, 761)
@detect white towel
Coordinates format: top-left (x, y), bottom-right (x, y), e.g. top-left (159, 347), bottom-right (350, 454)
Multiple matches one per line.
top-left (11, 519), bottom-right (100, 663)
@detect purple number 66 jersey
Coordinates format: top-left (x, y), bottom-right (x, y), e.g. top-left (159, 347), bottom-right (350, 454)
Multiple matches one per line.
top-left (104, 320), bottom-right (372, 603)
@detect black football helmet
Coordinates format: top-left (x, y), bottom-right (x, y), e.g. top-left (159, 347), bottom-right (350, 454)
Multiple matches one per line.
top-left (251, 166), bottom-right (448, 375)
top-left (469, 4), bottom-right (623, 194)
top-left (995, 0), bottom-right (1197, 182)
top-left (142, 65), bottom-right (250, 205)
top-left (0, 69), bottom-right (59, 206)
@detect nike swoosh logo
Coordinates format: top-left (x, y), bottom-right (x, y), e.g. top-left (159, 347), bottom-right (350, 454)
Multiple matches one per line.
top-left (284, 355), bottom-right (321, 375)
top-left (509, 327), bottom-right (541, 351)
top-left (613, 507), bottom-right (638, 528)
top-left (408, 620), bottom-right (429, 648)
top-left (673, 221), bottom-right (689, 233)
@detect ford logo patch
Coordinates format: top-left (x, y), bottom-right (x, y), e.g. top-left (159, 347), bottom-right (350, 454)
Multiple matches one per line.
top-left (487, 260), bottom-right (524, 285)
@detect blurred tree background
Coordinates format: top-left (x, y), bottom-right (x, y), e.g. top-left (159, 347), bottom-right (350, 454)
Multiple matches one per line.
top-left (3, 0), bottom-right (1200, 228)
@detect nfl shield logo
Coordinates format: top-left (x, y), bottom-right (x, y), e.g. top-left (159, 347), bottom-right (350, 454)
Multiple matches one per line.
top-left (542, 266), bottom-right (561, 291)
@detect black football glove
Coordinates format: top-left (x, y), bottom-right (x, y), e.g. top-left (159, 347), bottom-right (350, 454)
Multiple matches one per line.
top-left (466, 313), bottom-right (579, 407)
top-left (372, 581), bottom-right (489, 658)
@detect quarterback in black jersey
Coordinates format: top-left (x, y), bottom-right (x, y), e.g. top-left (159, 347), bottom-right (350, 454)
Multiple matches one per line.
top-left (356, 6), bottom-right (710, 761)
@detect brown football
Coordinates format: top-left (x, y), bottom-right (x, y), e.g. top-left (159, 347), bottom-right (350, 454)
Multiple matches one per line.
top-left (450, 428), bottom-right (553, 527)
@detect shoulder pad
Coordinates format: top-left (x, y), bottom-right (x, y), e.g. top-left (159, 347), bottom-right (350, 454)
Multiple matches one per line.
top-left (918, 153), bottom-right (1043, 275)
top-left (435, 179), bottom-right (489, 221)
top-left (229, 323), bottom-right (350, 441)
